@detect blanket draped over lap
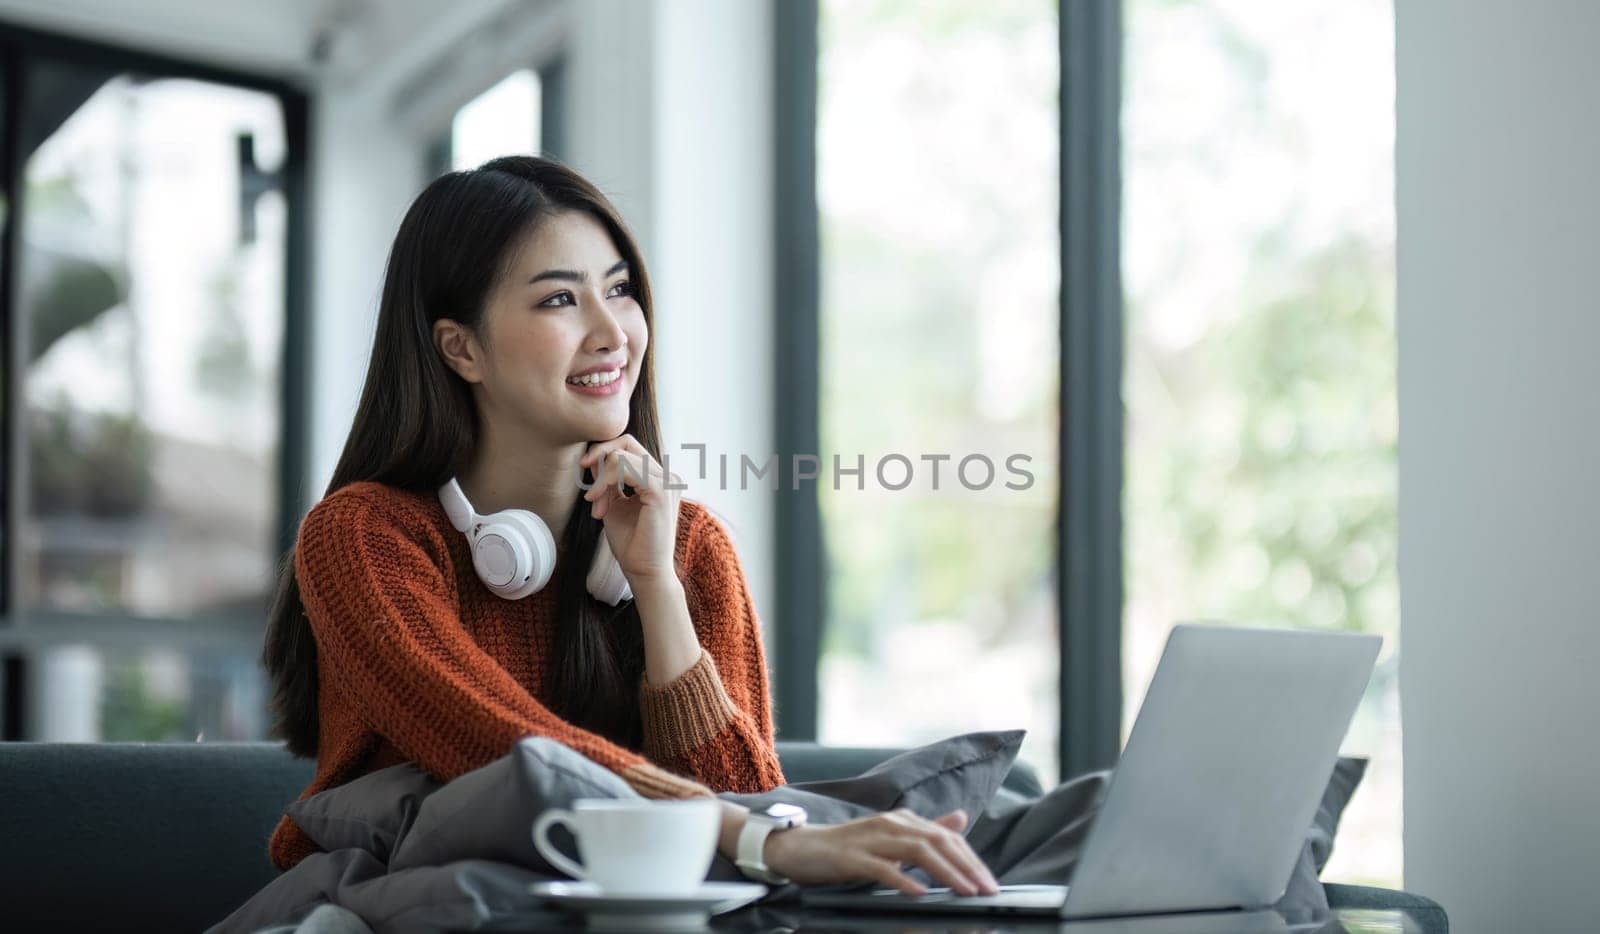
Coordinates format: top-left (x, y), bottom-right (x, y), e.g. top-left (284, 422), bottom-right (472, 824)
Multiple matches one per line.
top-left (207, 732), bottom-right (1364, 934)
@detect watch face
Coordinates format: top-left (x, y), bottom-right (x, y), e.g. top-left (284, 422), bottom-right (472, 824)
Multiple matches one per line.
top-left (764, 803), bottom-right (806, 821)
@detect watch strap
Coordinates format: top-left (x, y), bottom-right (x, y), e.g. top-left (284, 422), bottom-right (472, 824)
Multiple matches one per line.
top-left (735, 815), bottom-right (791, 884)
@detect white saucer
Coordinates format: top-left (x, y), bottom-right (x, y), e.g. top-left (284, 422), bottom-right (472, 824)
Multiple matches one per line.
top-left (527, 880), bottom-right (768, 931)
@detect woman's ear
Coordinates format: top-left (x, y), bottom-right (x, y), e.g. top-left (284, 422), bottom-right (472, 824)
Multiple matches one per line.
top-left (433, 318), bottom-right (486, 383)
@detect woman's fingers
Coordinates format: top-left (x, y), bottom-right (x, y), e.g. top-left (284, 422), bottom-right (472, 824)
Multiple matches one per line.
top-left (587, 449), bottom-right (681, 523)
top-left (579, 433), bottom-right (650, 473)
top-left (578, 435), bottom-right (633, 468)
top-left (759, 816), bottom-right (997, 898)
top-left (880, 809), bottom-right (998, 896)
top-left (884, 834), bottom-right (981, 896)
top-left (935, 828), bottom-right (1000, 895)
top-left (616, 433), bottom-right (651, 458)
top-left (922, 810), bottom-right (998, 893)
top-left (580, 436), bottom-right (685, 518)
top-left (586, 453), bottom-right (627, 519)
top-left (608, 450), bottom-right (658, 498)
top-left (578, 437), bottom-right (634, 498)
top-left (584, 450), bottom-right (658, 502)
top-left (854, 853), bottom-right (928, 897)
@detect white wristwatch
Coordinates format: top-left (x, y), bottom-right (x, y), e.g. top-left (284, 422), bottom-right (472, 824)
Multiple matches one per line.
top-left (735, 802), bottom-right (807, 884)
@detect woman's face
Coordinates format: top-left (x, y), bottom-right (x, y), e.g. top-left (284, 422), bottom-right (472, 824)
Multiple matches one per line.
top-left (469, 210), bottom-right (647, 446)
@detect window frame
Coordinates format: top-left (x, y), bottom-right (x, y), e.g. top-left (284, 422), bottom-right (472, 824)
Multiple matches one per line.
top-left (0, 21), bottom-right (312, 739)
top-left (771, 0), bottom-right (822, 742)
top-left (1058, 0), bottom-right (1125, 777)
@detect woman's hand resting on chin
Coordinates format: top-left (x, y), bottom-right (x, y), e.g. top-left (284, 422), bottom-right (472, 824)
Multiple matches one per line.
top-left (764, 808), bottom-right (1001, 897)
top-left (579, 434), bottom-right (683, 587)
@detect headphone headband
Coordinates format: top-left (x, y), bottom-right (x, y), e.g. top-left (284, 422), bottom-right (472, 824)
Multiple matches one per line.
top-left (438, 477), bottom-right (477, 533)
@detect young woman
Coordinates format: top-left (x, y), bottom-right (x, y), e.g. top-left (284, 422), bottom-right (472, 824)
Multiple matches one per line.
top-left (261, 155), bottom-right (998, 897)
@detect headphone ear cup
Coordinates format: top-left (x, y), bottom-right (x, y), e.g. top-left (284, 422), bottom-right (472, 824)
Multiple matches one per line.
top-left (473, 510), bottom-right (557, 600)
top-left (586, 534), bottom-right (633, 606)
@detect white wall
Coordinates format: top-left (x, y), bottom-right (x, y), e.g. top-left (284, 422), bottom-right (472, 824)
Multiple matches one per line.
top-left (649, 0), bottom-right (776, 634)
top-left (304, 94), bottom-right (422, 501)
top-left (1397, 2), bottom-right (1600, 930)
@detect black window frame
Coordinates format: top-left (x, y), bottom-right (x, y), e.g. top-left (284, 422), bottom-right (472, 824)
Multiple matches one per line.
top-left (0, 21), bottom-right (312, 740)
top-left (770, 0), bottom-right (1125, 781)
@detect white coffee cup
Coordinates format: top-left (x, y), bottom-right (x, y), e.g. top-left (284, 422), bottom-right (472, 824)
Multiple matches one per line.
top-left (531, 798), bottom-right (721, 896)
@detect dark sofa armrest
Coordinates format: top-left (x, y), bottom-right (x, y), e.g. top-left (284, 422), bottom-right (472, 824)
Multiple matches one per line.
top-left (1325, 883), bottom-right (1449, 934)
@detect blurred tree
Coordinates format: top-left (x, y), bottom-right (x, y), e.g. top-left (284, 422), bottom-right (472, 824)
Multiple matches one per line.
top-left (24, 173), bottom-right (154, 518)
top-left (100, 662), bottom-right (187, 741)
top-left (195, 258), bottom-right (255, 403)
top-left (1135, 233), bottom-right (1397, 634)
top-left (29, 257), bottom-right (121, 362)
top-left (29, 407), bottom-right (154, 516)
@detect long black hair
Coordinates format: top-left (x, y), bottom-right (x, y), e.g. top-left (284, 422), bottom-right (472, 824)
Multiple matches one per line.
top-left (262, 155), bottom-right (660, 758)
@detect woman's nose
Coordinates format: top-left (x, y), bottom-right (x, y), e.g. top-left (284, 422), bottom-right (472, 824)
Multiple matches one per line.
top-left (585, 293), bottom-right (628, 350)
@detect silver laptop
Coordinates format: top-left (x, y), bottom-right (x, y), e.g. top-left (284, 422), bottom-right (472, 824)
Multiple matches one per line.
top-left (802, 623), bottom-right (1380, 923)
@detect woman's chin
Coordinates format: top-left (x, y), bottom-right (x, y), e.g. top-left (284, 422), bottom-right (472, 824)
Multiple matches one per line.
top-left (573, 411), bottom-right (630, 441)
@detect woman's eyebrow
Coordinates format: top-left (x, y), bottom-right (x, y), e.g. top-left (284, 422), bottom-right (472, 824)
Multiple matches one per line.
top-left (527, 259), bottom-right (629, 286)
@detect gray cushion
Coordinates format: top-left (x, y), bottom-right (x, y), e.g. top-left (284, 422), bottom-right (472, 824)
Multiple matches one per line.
top-left (388, 737), bottom-right (640, 873)
top-left (779, 738), bottom-right (1046, 799)
top-left (1273, 756), bottom-right (1368, 923)
top-left (1311, 755), bottom-right (1366, 872)
top-left (771, 729), bottom-right (1026, 819)
top-left (286, 763), bottom-right (439, 863)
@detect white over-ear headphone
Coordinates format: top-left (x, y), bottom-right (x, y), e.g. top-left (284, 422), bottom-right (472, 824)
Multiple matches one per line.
top-left (438, 478), bottom-right (632, 605)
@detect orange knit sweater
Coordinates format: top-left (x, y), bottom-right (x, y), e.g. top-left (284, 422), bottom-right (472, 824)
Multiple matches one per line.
top-left (268, 481), bottom-right (786, 870)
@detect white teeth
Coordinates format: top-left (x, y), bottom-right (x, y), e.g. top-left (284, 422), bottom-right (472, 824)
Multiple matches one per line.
top-left (568, 369), bottom-right (621, 387)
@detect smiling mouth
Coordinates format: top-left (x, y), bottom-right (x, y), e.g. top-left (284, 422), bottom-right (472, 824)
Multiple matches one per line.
top-left (566, 369), bottom-right (623, 388)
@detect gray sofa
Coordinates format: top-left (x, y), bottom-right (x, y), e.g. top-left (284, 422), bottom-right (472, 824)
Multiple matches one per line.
top-left (0, 741), bottom-right (1447, 932)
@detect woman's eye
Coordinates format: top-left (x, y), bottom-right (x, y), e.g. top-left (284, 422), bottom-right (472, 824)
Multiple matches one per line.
top-left (538, 282), bottom-right (629, 307)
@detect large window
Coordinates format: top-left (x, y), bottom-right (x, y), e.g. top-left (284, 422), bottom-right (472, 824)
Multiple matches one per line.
top-left (814, 0), bottom-right (1061, 783)
top-left (0, 30), bottom-right (306, 742)
top-left (786, 0), bottom-right (1401, 885)
top-left (1122, 0), bottom-right (1400, 886)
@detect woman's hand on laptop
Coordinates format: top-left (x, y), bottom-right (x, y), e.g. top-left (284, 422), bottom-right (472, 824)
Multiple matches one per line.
top-left (764, 808), bottom-right (1000, 897)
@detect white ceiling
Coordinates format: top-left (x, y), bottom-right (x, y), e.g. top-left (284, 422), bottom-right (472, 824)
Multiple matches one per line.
top-left (0, 0), bottom-right (547, 96)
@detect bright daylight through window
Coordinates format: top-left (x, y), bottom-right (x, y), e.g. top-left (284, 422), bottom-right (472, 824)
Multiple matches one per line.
top-left (816, 0), bottom-right (1062, 785)
top-left (1123, 0), bottom-right (1401, 887)
top-left (817, 0), bottom-right (1401, 890)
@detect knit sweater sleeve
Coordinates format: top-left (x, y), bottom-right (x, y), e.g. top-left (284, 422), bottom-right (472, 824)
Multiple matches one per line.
top-left (295, 486), bottom-right (710, 800)
top-left (635, 503), bottom-right (786, 792)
